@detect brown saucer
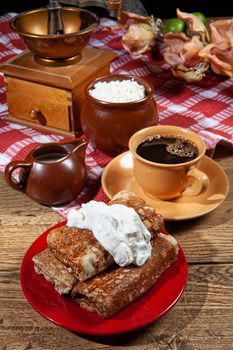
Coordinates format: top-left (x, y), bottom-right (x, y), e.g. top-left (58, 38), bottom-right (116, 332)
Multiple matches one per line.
top-left (102, 152), bottom-right (229, 220)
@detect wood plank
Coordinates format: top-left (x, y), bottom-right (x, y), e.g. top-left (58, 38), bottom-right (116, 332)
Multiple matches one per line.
top-left (0, 175), bottom-right (62, 227)
top-left (0, 264), bottom-right (233, 350)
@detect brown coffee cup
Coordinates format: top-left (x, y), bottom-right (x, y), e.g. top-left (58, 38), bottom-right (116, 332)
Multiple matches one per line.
top-left (129, 125), bottom-right (209, 200)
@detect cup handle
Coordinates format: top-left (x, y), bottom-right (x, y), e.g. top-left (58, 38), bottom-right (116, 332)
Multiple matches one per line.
top-left (182, 165), bottom-right (209, 196)
top-left (4, 161), bottom-right (32, 192)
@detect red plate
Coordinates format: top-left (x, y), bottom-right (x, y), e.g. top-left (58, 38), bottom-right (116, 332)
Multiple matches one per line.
top-left (20, 221), bottom-right (188, 335)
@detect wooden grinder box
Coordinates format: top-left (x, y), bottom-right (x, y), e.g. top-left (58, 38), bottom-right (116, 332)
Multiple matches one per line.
top-left (1, 48), bottom-right (116, 137)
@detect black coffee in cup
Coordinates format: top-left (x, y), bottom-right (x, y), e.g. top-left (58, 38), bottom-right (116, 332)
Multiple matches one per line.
top-left (136, 135), bottom-right (199, 164)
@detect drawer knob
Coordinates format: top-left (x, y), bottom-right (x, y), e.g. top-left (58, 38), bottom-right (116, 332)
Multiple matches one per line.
top-left (29, 109), bottom-right (46, 125)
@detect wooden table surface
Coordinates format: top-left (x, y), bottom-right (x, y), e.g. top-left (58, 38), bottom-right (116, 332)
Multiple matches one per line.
top-left (0, 145), bottom-right (232, 350)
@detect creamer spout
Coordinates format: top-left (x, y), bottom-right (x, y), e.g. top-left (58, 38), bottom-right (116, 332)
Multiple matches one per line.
top-left (74, 139), bottom-right (87, 158)
top-left (61, 138), bottom-right (87, 157)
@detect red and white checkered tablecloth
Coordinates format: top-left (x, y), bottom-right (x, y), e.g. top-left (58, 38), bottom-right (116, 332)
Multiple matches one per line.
top-left (0, 13), bottom-right (233, 218)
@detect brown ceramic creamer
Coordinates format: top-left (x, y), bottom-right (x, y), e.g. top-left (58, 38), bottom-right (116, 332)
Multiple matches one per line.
top-left (80, 75), bottom-right (158, 155)
top-left (4, 139), bottom-right (87, 206)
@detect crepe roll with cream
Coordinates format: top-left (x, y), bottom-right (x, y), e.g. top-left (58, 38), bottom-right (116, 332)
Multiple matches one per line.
top-left (32, 249), bottom-right (77, 294)
top-left (47, 191), bottom-right (164, 281)
top-left (47, 225), bottom-right (114, 282)
top-left (71, 233), bottom-right (179, 318)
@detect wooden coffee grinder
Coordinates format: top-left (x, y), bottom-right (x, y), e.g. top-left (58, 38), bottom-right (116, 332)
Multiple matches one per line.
top-left (0, 0), bottom-right (121, 137)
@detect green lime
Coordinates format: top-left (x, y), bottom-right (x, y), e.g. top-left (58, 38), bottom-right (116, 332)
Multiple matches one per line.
top-left (192, 12), bottom-right (207, 24)
top-left (163, 18), bottom-right (186, 34)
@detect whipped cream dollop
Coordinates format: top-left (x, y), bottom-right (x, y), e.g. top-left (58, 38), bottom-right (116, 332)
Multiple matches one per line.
top-left (67, 201), bottom-right (152, 267)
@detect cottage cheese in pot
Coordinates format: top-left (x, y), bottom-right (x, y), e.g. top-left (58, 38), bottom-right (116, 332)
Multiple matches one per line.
top-left (89, 79), bottom-right (146, 103)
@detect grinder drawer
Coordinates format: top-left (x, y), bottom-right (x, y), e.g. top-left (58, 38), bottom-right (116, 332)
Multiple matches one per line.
top-left (5, 77), bottom-right (72, 131)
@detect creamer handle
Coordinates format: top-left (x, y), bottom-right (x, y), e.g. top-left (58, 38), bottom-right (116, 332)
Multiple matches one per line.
top-left (4, 161), bottom-right (32, 192)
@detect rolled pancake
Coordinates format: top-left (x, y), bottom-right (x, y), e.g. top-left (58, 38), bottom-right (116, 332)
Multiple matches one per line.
top-left (32, 249), bottom-right (77, 294)
top-left (47, 191), bottom-right (164, 281)
top-left (71, 233), bottom-right (179, 318)
top-left (110, 191), bottom-right (164, 236)
top-left (47, 226), bottom-right (114, 281)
